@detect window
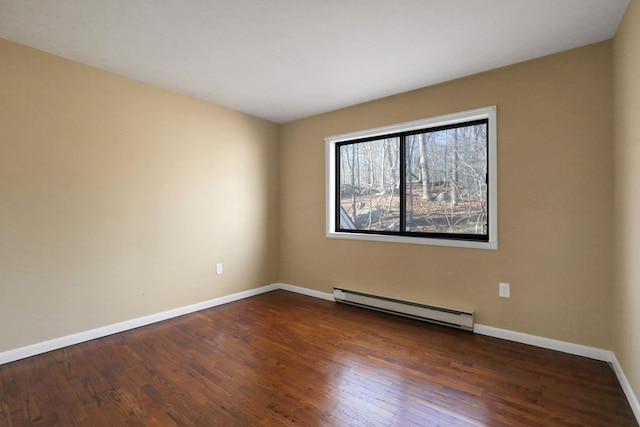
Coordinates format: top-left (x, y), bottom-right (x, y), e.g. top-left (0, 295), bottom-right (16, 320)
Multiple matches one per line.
top-left (326, 106), bottom-right (497, 249)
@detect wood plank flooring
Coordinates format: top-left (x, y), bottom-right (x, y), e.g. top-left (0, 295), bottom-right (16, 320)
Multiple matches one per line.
top-left (0, 290), bottom-right (636, 426)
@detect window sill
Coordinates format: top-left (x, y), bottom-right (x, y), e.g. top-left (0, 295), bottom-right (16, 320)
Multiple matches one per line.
top-left (327, 230), bottom-right (498, 250)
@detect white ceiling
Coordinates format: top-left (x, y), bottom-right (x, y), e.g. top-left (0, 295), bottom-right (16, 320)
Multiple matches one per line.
top-left (0, 0), bottom-right (629, 123)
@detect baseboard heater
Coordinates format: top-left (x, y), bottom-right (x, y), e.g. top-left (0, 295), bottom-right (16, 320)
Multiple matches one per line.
top-left (333, 288), bottom-right (474, 331)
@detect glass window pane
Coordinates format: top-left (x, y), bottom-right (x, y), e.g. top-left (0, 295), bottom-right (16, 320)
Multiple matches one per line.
top-left (338, 137), bottom-right (400, 231)
top-left (405, 123), bottom-right (488, 236)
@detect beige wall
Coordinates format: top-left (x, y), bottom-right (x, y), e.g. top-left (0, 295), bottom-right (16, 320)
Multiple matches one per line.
top-left (613, 0), bottom-right (640, 404)
top-left (280, 41), bottom-right (614, 349)
top-left (0, 38), bottom-right (280, 352)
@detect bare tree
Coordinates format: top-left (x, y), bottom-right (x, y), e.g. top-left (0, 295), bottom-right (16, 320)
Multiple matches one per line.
top-left (407, 140), bottom-right (415, 227)
top-left (350, 144), bottom-right (357, 222)
top-left (418, 133), bottom-right (433, 201)
top-left (451, 128), bottom-right (459, 207)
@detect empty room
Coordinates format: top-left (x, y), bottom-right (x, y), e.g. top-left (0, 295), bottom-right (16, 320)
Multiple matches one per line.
top-left (1, 0), bottom-right (639, 425)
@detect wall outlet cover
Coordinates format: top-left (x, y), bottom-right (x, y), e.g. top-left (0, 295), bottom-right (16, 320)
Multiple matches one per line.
top-left (499, 282), bottom-right (510, 298)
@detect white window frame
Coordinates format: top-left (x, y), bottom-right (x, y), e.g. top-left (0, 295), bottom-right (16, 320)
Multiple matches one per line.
top-left (325, 106), bottom-right (497, 250)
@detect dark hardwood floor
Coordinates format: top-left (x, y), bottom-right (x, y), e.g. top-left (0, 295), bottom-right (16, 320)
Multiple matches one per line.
top-left (0, 290), bottom-right (636, 426)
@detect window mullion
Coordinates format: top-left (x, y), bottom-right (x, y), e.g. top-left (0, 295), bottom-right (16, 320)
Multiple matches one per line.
top-left (399, 135), bottom-right (406, 234)
top-left (335, 143), bottom-right (341, 230)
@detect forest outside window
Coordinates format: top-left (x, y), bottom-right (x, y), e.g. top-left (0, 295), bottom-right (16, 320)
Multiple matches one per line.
top-left (326, 106), bottom-right (497, 249)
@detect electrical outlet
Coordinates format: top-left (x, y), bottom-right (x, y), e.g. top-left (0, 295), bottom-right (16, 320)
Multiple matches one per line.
top-left (216, 263), bottom-right (223, 275)
top-left (499, 282), bottom-right (510, 298)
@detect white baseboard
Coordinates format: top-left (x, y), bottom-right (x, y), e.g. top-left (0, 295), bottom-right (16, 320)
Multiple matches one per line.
top-left (0, 284), bottom-right (278, 365)
top-left (472, 324), bottom-right (614, 362)
top-left (1, 282), bottom-right (638, 425)
top-left (275, 282), bottom-right (335, 301)
top-left (610, 352), bottom-right (640, 422)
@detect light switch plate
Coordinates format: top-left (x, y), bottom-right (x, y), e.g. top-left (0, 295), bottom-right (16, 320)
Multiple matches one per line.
top-left (499, 282), bottom-right (510, 298)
